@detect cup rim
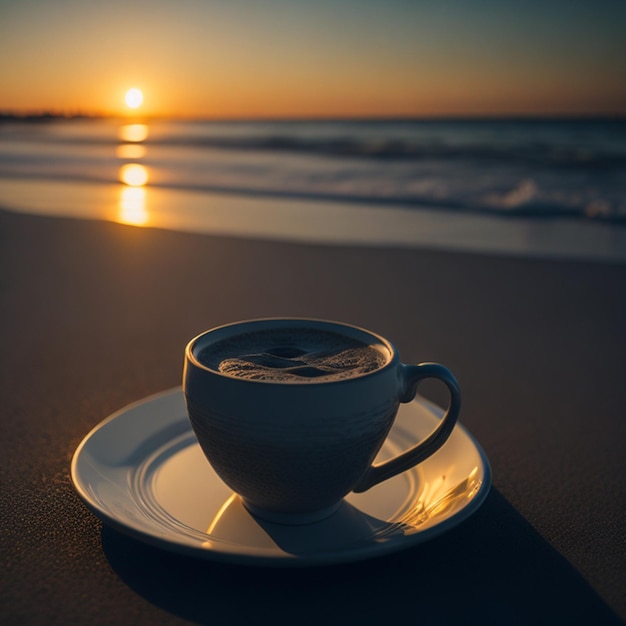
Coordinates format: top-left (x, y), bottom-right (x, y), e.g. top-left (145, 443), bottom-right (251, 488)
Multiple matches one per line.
top-left (185, 317), bottom-right (398, 385)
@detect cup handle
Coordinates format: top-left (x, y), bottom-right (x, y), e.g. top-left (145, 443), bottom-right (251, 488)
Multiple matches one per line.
top-left (353, 362), bottom-right (461, 493)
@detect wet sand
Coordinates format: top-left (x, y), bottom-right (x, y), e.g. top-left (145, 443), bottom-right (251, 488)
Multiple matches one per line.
top-left (1, 207), bottom-right (625, 624)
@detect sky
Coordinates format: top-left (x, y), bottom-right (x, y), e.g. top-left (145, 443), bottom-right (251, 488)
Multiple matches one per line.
top-left (1, 0), bottom-right (625, 119)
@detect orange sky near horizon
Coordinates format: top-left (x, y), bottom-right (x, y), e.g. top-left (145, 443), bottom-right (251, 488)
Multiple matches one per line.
top-left (1, 0), bottom-right (625, 119)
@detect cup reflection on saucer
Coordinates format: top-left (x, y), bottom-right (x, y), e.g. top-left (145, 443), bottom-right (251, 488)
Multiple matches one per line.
top-left (205, 493), bottom-right (403, 556)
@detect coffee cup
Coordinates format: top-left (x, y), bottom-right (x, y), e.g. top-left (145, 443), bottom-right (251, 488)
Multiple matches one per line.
top-left (183, 318), bottom-right (461, 524)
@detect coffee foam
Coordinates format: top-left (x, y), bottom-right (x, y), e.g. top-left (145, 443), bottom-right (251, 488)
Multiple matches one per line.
top-left (198, 327), bottom-right (389, 383)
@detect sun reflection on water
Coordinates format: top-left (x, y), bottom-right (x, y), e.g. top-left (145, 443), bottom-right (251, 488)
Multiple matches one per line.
top-left (119, 123), bottom-right (149, 143)
top-left (115, 121), bottom-right (151, 227)
top-left (118, 186), bottom-right (148, 226)
top-left (116, 143), bottom-right (147, 160)
top-left (119, 163), bottom-right (149, 187)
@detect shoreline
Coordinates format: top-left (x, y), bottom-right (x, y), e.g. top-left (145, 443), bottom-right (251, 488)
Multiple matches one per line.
top-left (1, 179), bottom-right (626, 264)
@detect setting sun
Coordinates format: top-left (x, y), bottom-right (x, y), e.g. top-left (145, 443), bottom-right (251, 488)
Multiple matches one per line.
top-left (125, 88), bottom-right (144, 110)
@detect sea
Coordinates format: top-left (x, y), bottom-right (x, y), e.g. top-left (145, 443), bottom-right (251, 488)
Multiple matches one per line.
top-left (1, 116), bottom-right (625, 261)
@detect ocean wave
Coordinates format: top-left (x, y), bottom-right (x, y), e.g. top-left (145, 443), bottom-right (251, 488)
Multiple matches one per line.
top-left (1, 167), bottom-right (624, 225)
top-left (152, 138), bottom-right (626, 172)
top-left (4, 118), bottom-right (626, 170)
top-left (11, 132), bottom-right (626, 171)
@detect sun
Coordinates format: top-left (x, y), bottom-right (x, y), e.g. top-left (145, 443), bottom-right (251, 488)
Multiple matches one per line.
top-left (125, 88), bottom-right (144, 110)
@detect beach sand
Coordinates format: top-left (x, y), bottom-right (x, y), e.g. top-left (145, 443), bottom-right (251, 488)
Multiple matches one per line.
top-left (1, 207), bottom-right (625, 624)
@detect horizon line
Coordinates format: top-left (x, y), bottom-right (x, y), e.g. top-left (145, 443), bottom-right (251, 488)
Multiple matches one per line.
top-left (1, 110), bottom-right (625, 123)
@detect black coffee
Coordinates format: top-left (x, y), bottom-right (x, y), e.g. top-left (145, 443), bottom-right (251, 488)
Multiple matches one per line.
top-left (198, 327), bottom-right (389, 382)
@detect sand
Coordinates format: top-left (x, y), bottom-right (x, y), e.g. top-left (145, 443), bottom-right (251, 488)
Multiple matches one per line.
top-left (1, 207), bottom-right (625, 625)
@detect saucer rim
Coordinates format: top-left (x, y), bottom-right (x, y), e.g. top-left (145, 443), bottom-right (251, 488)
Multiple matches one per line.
top-left (71, 387), bottom-right (491, 567)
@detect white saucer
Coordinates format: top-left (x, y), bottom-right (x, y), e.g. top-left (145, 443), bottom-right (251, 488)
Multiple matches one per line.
top-left (71, 387), bottom-right (491, 567)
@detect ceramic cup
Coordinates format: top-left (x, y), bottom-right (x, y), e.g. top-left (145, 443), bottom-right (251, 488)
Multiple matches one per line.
top-left (183, 318), bottom-right (461, 524)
